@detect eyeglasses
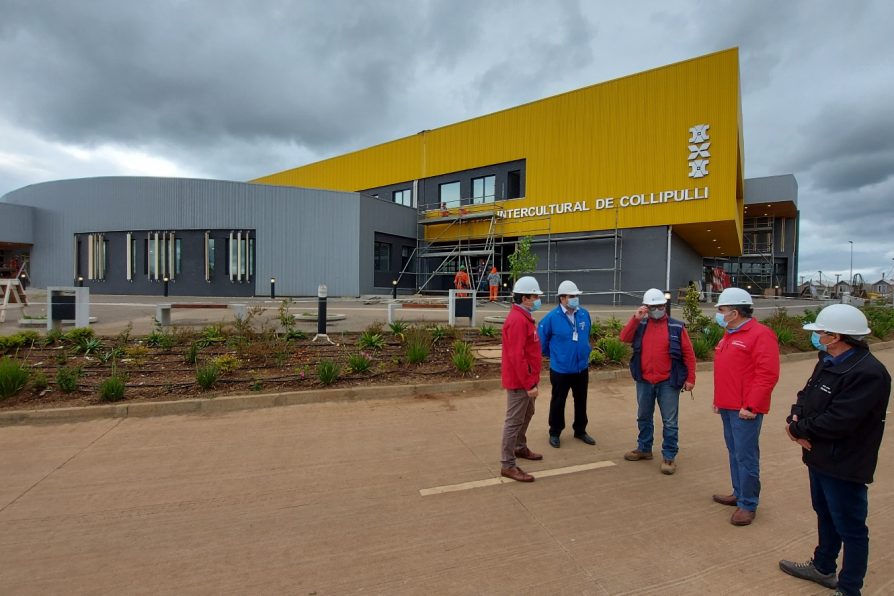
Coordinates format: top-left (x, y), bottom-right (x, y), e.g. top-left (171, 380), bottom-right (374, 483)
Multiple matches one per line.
top-left (647, 305), bottom-right (666, 311)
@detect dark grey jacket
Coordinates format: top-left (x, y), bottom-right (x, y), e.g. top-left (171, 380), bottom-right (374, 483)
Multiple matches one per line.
top-left (788, 348), bottom-right (891, 484)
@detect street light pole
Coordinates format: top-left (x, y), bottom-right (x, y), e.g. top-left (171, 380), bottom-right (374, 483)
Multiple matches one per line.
top-left (848, 240), bottom-right (854, 284)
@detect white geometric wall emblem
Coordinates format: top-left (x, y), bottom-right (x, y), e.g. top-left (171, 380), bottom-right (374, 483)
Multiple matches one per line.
top-left (689, 159), bottom-right (709, 178)
top-left (689, 124), bottom-right (710, 143)
top-left (688, 124), bottom-right (711, 178)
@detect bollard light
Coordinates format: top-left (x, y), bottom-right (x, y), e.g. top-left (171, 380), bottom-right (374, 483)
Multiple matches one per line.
top-left (270, 277), bottom-right (276, 300)
top-left (163, 276), bottom-right (170, 297)
top-left (392, 279), bottom-right (398, 299)
top-left (312, 284), bottom-right (333, 344)
top-left (77, 276), bottom-right (84, 287)
top-left (664, 291), bottom-right (672, 317)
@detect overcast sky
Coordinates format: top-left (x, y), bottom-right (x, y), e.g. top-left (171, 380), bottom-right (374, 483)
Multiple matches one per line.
top-left (1, 0), bottom-right (892, 284)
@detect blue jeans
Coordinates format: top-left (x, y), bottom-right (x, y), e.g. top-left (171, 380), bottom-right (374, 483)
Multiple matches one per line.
top-left (634, 381), bottom-right (680, 461)
top-left (809, 468), bottom-right (869, 596)
top-left (719, 408), bottom-right (763, 511)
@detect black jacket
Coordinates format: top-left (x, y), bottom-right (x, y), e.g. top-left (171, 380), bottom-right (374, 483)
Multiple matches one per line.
top-left (787, 347), bottom-right (890, 484)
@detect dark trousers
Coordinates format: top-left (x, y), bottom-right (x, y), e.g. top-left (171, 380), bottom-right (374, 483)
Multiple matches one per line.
top-left (548, 368), bottom-right (588, 436)
top-left (809, 468), bottom-right (869, 596)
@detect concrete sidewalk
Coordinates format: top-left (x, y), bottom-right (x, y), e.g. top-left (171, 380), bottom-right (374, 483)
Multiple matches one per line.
top-left (2, 351), bottom-right (892, 594)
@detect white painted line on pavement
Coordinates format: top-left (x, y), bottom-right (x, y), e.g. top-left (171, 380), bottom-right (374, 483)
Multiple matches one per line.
top-left (419, 460), bottom-right (616, 496)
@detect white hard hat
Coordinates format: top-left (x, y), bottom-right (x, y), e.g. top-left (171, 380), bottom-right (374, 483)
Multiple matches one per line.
top-left (642, 288), bottom-right (667, 305)
top-left (716, 287), bottom-right (753, 306)
top-left (512, 276), bottom-right (543, 295)
top-left (803, 304), bottom-right (870, 336)
top-left (557, 280), bottom-right (582, 296)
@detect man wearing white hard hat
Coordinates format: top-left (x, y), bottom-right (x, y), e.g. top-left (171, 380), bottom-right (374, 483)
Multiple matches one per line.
top-left (537, 280), bottom-right (594, 448)
top-left (619, 288), bottom-right (696, 475)
top-left (711, 287), bottom-right (780, 526)
top-left (499, 275), bottom-right (545, 483)
top-left (779, 304), bottom-right (891, 596)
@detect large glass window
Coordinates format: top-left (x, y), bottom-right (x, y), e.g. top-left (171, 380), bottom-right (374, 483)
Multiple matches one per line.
top-left (208, 238), bottom-right (215, 275)
top-left (374, 242), bottom-right (391, 272)
top-left (439, 181), bottom-right (461, 207)
top-left (392, 189), bottom-right (412, 207)
top-left (472, 175), bottom-right (495, 204)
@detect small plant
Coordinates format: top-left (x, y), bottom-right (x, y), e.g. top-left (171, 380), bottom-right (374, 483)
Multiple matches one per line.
top-left (198, 324), bottom-right (226, 346)
top-left (404, 328), bottom-right (431, 365)
top-left (429, 324), bottom-right (457, 343)
top-left (184, 342), bottom-right (200, 365)
top-left (691, 336), bottom-right (714, 360)
top-left (316, 360), bottom-right (341, 385)
top-left (196, 363), bottom-right (220, 390)
top-left (123, 345), bottom-right (150, 363)
top-left (98, 375), bottom-right (126, 402)
top-left (115, 322), bottom-right (133, 347)
top-left (701, 323), bottom-right (725, 348)
top-left (595, 337), bottom-right (630, 363)
top-left (0, 357), bottom-right (30, 398)
top-left (278, 298), bottom-right (297, 329)
top-left (146, 329), bottom-right (177, 351)
top-left (98, 347), bottom-right (125, 364)
top-left (31, 370), bottom-right (48, 392)
top-left (63, 327), bottom-right (95, 345)
top-left (799, 307), bottom-right (821, 324)
top-left (774, 327), bottom-right (794, 346)
top-left (451, 340), bottom-right (475, 374)
top-left (389, 320), bottom-right (409, 335)
top-left (211, 354), bottom-right (242, 374)
top-left (77, 336), bottom-right (104, 355)
top-left (348, 352), bottom-right (372, 373)
top-left (56, 366), bottom-right (82, 393)
top-left (358, 330), bottom-right (386, 350)
top-left (588, 350), bottom-right (606, 366)
top-left (250, 378), bottom-right (264, 392)
top-left (285, 329), bottom-right (307, 341)
top-left (479, 324), bottom-right (498, 338)
top-left (43, 328), bottom-right (64, 346)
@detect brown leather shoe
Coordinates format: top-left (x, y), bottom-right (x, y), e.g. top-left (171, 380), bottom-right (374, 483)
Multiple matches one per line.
top-left (514, 447), bottom-right (543, 460)
top-left (730, 508), bottom-right (756, 526)
top-left (501, 466), bottom-right (534, 482)
top-left (624, 449), bottom-right (654, 461)
top-left (712, 493), bottom-right (738, 506)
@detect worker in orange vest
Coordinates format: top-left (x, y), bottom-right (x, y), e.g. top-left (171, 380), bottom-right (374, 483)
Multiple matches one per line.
top-left (454, 265), bottom-right (471, 297)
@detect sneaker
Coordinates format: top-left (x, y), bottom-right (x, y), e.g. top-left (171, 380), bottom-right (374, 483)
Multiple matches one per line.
top-left (624, 449), bottom-right (653, 461)
top-left (778, 558), bottom-right (837, 589)
top-left (660, 459), bottom-right (676, 475)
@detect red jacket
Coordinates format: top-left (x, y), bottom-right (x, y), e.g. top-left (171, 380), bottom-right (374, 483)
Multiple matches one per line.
top-left (502, 304), bottom-right (542, 390)
top-left (620, 315), bottom-right (696, 385)
top-left (713, 319), bottom-right (780, 413)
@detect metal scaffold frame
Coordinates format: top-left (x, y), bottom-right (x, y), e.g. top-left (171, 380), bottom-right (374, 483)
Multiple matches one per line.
top-left (736, 215), bottom-right (780, 292)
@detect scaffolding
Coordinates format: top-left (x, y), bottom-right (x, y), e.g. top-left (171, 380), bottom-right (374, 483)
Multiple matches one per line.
top-left (396, 200), bottom-right (625, 303)
top-left (735, 216), bottom-right (780, 292)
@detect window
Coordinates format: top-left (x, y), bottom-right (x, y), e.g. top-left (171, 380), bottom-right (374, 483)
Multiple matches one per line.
top-left (507, 170), bottom-right (521, 199)
top-left (175, 238), bottom-right (182, 276)
top-left (472, 175), bottom-right (495, 204)
top-left (374, 241), bottom-right (391, 272)
top-left (128, 234), bottom-right (136, 281)
top-left (392, 189), bottom-right (412, 207)
top-left (439, 181), bottom-right (461, 207)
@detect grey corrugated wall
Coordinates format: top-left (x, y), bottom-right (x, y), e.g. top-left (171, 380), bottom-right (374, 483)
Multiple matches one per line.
top-left (0, 177), bottom-right (410, 296)
top-left (0, 203), bottom-right (34, 244)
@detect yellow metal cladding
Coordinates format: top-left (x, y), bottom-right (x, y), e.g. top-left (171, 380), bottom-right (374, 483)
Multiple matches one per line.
top-left (254, 49), bottom-right (744, 253)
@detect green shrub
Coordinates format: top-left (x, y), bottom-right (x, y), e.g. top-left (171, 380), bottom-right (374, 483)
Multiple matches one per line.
top-left (451, 340), bottom-right (475, 374)
top-left (863, 305), bottom-right (894, 339)
top-left (870, 320), bottom-right (893, 340)
top-left (404, 328), bottom-right (431, 365)
top-left (388, 320), bottom-right (409, 335)
top-left (799, 306), bottom-right (821, 324)
top-left (691, 336), bottom-right (714, 360)
top-left (430, 324), bottom-right (457, 343)
top-left (99, 347), bottom-right (124, 364)
top-left (316, 360), bottom-right (341, 385)
top-left (285, 329), bottom-right (307, 341)
top-left (701, 323), bottom-right (725, 348)
top-left (43, 328), bottom-right (64, 346)
top-left (774, 327), bottom-right (794, 345)
top-left (77, 336), bottom-right (103, 355)
top-left (211, 354), bottom-right (241, 374)
top-left (98, 375), bottom-right (126, 402)
top-left (0, 357), bottom-right (30, 398)
top-left (588, 350), bottom-right (606, 366)
top-left (31, 370), bottom-right (48, 392)
top-left (590, 317), bottom-right (624, 340)
top-left (595, 336), bottom-right (630, 363)
top-left (63, 327), bottom-right (95, 345)
top-left (146, 330), bottom-right (176, 350)
top-left (479, 324), bottom-right (498, 338)
top-left (184, 342), bottom-right (200, 365)
top-left (56, 366), bottom-right (82, 393)
top-left (358, 330), bottom-right (386, 350)
top-left (196, 364), bottom-right (220, 390)
top-left (348, 352), bottom-right (372, 373)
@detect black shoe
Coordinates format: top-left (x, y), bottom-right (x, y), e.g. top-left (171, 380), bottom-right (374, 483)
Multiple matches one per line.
top-left (574, 433), bottom-right (596, 446)
top-left (778, 558), bottom-right (837, 589)
top-left (549, 435), bottom-right (560, 448)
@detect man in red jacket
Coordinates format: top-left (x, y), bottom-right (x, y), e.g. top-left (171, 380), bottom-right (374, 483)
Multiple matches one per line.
top-left (500, 275), bottom-right (544, 482)
top-left (711, 287), bottom-right (780, 526)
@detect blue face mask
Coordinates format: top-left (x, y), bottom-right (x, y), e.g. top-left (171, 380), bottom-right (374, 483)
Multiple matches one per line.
top-left (811, 332), bottom-right (827, 352)
top-left (714, 312), bottom-right (729, 328)
top-left (531, 298), bottom-right (542, 312)
top-left (566, 298), bottom-right (579, 309)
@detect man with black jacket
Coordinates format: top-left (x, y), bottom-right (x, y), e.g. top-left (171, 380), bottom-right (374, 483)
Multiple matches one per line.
top-left (779, 304), bottom-right (891, 596)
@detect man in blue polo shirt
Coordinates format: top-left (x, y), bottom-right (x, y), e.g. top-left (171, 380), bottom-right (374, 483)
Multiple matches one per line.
top-left (538, 280), bottom-right (595, 448)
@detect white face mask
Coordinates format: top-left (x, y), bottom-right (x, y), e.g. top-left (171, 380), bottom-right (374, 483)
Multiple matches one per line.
top-left (648, 308), bottom-right (666, 320)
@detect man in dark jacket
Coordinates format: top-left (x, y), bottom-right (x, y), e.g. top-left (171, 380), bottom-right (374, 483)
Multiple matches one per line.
top-left (779, 304), bottom-right (891, 596)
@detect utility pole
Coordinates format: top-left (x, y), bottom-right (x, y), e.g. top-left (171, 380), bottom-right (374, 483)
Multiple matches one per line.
top-left (849, 240), bottom-right (854, 284)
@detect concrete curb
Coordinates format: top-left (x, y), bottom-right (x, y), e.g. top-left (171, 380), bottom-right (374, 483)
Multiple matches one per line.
top-left (3, 342), bottom-right (890, 426)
